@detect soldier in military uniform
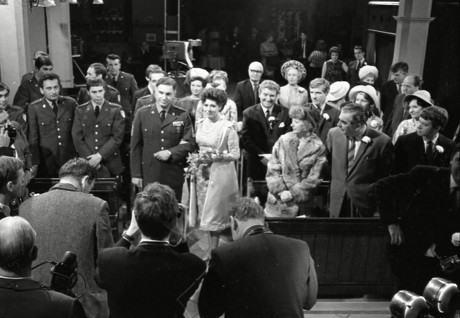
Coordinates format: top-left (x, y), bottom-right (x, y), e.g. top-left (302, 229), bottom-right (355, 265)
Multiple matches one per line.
top-left (20, 50), bottom-right (49, 84)
top-left (28, 73), bottom-right (77, 178)
top-left (72, 78), bottom-right (125, 178)
top-left (13, 56), bottom-right (54, 110)
top-left (131, 77), bottom-right (194, 201)
top-left (0, 83), bottom-right (27, 134)
top-left (76, 62), bottom-right (120, 105)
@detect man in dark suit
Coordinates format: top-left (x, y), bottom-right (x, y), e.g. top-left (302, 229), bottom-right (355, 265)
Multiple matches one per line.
top-left (19, 158), bottom-right (114, 318)
top-left (292, 31), bottom-right (312, 69)
top-left (308, 78), bottom-right (340, 145)
top-left (72, 78), bottom-right (125, 178)
top-left (199, 197), bottom-right (317, 318)
top-left (76, 63), bottom-right (120, 106)
top-left (241, 80), bottom-right (291, 202)
top-left (380, 62), bottom-right (408, 134)
top-left (0, 216), bottom-right (87, 318)
top-left (131, 77), bottom-right (194, 201)
top-left (326, 103), bottom-right (393, 217)
top-left (96, 182), bottom-right (206, 318)
top-left (347, 45), bottom-right (368, 87)
top-left (393, 106), bottom-right (455, 174)
top-left (234, 61), bottom-right (263, 120)
top-left (132, 65), bottom-right (165, 114)
top-left (28, 73), bottom-right (77, 177)
top-left (13, 56), bottom-right (53, 109)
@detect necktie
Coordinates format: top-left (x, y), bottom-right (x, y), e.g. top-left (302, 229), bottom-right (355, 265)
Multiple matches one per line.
top-left (253, 84), bottom-right (259, 103)
top-left (95, 105), bottom-right (100, 118)
top-left (397, 84), bottom-right (402, 94)
top-left (112, 76), bottom-right (117, 87)
top-left (52, 101), bottom-right (58, 116)
top-left (426, 140), bottom-right (434, 164)
top-left (347, 137), bottom-right (356, 172)
top-left (356, 60), bottom-right (361, 70)
top-left (160, 110), bottom-right (166, 123)
top-left (265, 109), bottom-right (270, 120)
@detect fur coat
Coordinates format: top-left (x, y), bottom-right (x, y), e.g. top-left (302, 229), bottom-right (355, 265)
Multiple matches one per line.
top-left (265, 131), bottom-right (326, 217)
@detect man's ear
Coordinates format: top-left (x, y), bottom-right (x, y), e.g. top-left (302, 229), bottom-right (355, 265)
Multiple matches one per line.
top-left (231, 216), bottom-right (238, 232)
top-left (31, 246), bottom-right (38, 262)
top-left (6, 181), bottom-right (14, 193)
top-left (39, 87), bottom-right (44, 95)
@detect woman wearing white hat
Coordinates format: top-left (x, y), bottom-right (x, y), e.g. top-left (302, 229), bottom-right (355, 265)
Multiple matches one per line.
top-left (392, 90), bottom-right (433, 144)
top-left (349, 85), bottom-right (383, 131)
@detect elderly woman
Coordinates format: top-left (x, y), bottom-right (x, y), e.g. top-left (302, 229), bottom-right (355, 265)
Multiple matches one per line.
top-left (265, 106), bottom-right (326, 218)
top-left (358, 65), bottom-right (379, 86)
top-left (196, 70), bottom-right (238, 128)
top-left (194, 88), bottom-right (240, 257)
top-left (278, 60), bottom-right (309, 108)
top-left (349, 85), bottom-right (383, 131)
top-left (321, 46), bottom-right (348, 83)
top-left (393, 90), bottom-right (433, 144)
top-left (180, 68), bottom-right (209, 125)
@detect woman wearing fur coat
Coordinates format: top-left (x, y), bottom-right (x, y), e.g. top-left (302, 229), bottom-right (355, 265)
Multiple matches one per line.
top-left (265, 106), bottom-right (327, 217)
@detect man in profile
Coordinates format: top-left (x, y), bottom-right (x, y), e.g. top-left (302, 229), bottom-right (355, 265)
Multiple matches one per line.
top-left (19, 158), bottom-right (114, 318)
top-left (0, 216), bottom-right (87, 318)
top-left (199, 197), bottom-right (317, 318)
top-left (0, 157), bottom-right (26, 218)
top-left (97, 182), bottom-right (206, 318)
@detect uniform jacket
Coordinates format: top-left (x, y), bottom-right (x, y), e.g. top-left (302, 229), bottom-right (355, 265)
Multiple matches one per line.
top-left (393, 132), bottom-right (455, 174)
top-left (326, 126), bottom-right (393, 217)
top-left (76, 85), bottom-right (120, 106)
top-left (241, 104), bottom-right (291, 180)
top-left (28, 96), bottom-right (77, 177)
top-left (132, 86), bottom-right (151, 111)
top-left (104, 71), bottom-right (138, 119)
top-left (347, 59), bottom-right (368, 87)
top-left (19, 182), bottom-right (114, 318)
top-left (97, 242), bottom-right (206, 318)
top-left (198, 229), bottom-right (318, 318)
top-left (72, 100), bottom-right (125, 176)
top-left (130, 103), bottom-right (195, 199)
top-left (13, 76), bottom-right (42, 109)
top-left (234, 79), bottom-right (259, 121)
top-left (315, 103), bottom-right (340, 145)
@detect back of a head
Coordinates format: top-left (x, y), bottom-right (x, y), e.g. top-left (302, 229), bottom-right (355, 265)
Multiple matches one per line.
top-left (391, 62), bottom-right (409, 74)
top-left (59, 158), bottom-right (97, 183)
top-left (134, 182), bottom-right (178, 240)
top-left (90, 63), bottom-right (108, 78)
top-left (34, 55), bottom-right (53, 70)
top-left (230, 197), bottom-right (265, 222)
top-left (0, 157), bottom-right (24, 190)
top-left (0, 216), bottom-right (36, 272)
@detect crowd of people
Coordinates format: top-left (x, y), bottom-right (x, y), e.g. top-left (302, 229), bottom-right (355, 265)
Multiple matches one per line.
top-left (0, 43), bottom-right (459, 317)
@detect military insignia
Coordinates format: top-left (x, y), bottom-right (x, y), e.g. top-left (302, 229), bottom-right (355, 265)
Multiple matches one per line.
top-left (120, 110), bottom-right (126, 118)
top-left (172, 121), bottom-right (184, 127)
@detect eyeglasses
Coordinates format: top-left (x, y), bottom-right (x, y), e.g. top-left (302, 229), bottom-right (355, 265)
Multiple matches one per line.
top-left (249, 69), bottom-right (263, 73)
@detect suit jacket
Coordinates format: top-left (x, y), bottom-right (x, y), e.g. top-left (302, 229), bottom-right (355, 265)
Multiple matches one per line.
top-left (19, 183), bottom-right (114, 318)
top-left (241, 104), bottom-right (291, 180)
top-left (72, 100), bottom-right (125, 176)
top-left (198, 229), bottom-right (318, 318)
top-left (347, 59), bottom-right (368, 87)
top-left (132, 86), bottom-right (151, 112)
top-left (393, 132), bottom-right (455, 174)
top-left (76, 85), bottom-right (120, 106)
top-left (97, 242), bottom-right (205, 318)
top-left (292, 38), bottom-right (312, 61)
top-left (326, 126), bottom-right (393, 217)
top-left (105, 71), bottom-right (138, 119)
top-left (234, 79), bottom-right (259, 121)
top-left (28, 96), bottom-right (78, 177)
top-left (0, 277), bottom-right (87, 318)
top-left (315, 103), bottom-right (340, 145)
top-left (13, 76), bottom-right (42, 109)
top-left (130, 103), bottom-right (195, 201)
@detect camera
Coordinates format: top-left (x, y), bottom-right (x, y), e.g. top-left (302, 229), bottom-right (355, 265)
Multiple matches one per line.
top-left (0, 123), bottom-right (17, 139)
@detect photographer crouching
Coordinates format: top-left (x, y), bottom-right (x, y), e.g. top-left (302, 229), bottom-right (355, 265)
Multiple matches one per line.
top-left (0, 216), bottom-right (87, 317)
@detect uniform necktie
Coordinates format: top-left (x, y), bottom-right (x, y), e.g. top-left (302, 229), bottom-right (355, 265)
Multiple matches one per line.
top-left (112, 76), bottom-right (117, 86)
top-left (160, 110), bottom-right (166, 123)
top-left (95, 105), bottom-right (100, 118)
top-left (253, 84), bottom-right (259, 104)
top-left (52, 101), bottom-right (58, 116)
top-left (426, 140), bottom-right (434, 164)
top-left (347, 137), bottom-right (356, 172)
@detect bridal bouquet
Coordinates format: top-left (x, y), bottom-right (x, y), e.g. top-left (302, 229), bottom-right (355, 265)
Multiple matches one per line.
top-left (185, 148), bottom-right (227, 179)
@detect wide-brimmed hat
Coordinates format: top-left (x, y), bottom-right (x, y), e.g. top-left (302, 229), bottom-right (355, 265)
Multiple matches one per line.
top-left (185, 68), bottom-right (209, 85)
top-left (348, 85), bottom-right (380, 109)
top-left (403, 90), bottom-right (433, 107)
top-left (326, 81), bottom-right (350, 102)
top-left (280, 60), bottom-right (307, 82)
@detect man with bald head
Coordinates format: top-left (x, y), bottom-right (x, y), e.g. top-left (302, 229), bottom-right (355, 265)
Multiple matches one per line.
top-left (234, 61), bottom-right (264, 121)
top-left (0, 216), bottom-right (87, 317)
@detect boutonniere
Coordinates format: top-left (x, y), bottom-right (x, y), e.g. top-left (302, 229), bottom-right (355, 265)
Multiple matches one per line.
top-left (322, 113), bottom-right (330, 121)
top-left (268, 116), bottom-right (278, 130)
top-left (435, 145), bottom-right (444, 154)
top-left (362, 136), bottom-right (372, 144)
top-left (369, 120), bottom-right (378, 129)
top-left (279, 122), bottom-right (285, 128)
top-left (173, 121), bottom-right (184, 133)
top-left (298, 87), bottom-right (305, 93)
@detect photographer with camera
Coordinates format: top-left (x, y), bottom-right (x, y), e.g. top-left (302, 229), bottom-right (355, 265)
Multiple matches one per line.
top-left (0, 216), bottom-right (87, 317)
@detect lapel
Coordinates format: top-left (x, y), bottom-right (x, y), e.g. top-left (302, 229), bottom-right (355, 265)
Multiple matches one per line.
top-left (245, 80), bottom-right (255, 104)
top-left (255, 104), bottom-right (269, 134)
top-left (317, 103), bottom-right (331, 132)
top-left (336, 130), bottom-right (348, 172)
top-left (95, 101), bottom-right (111, 124)
top-left (348, 127), bottom-right (373, 176)
top-left (417, 135), bottom-right (427, 164)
